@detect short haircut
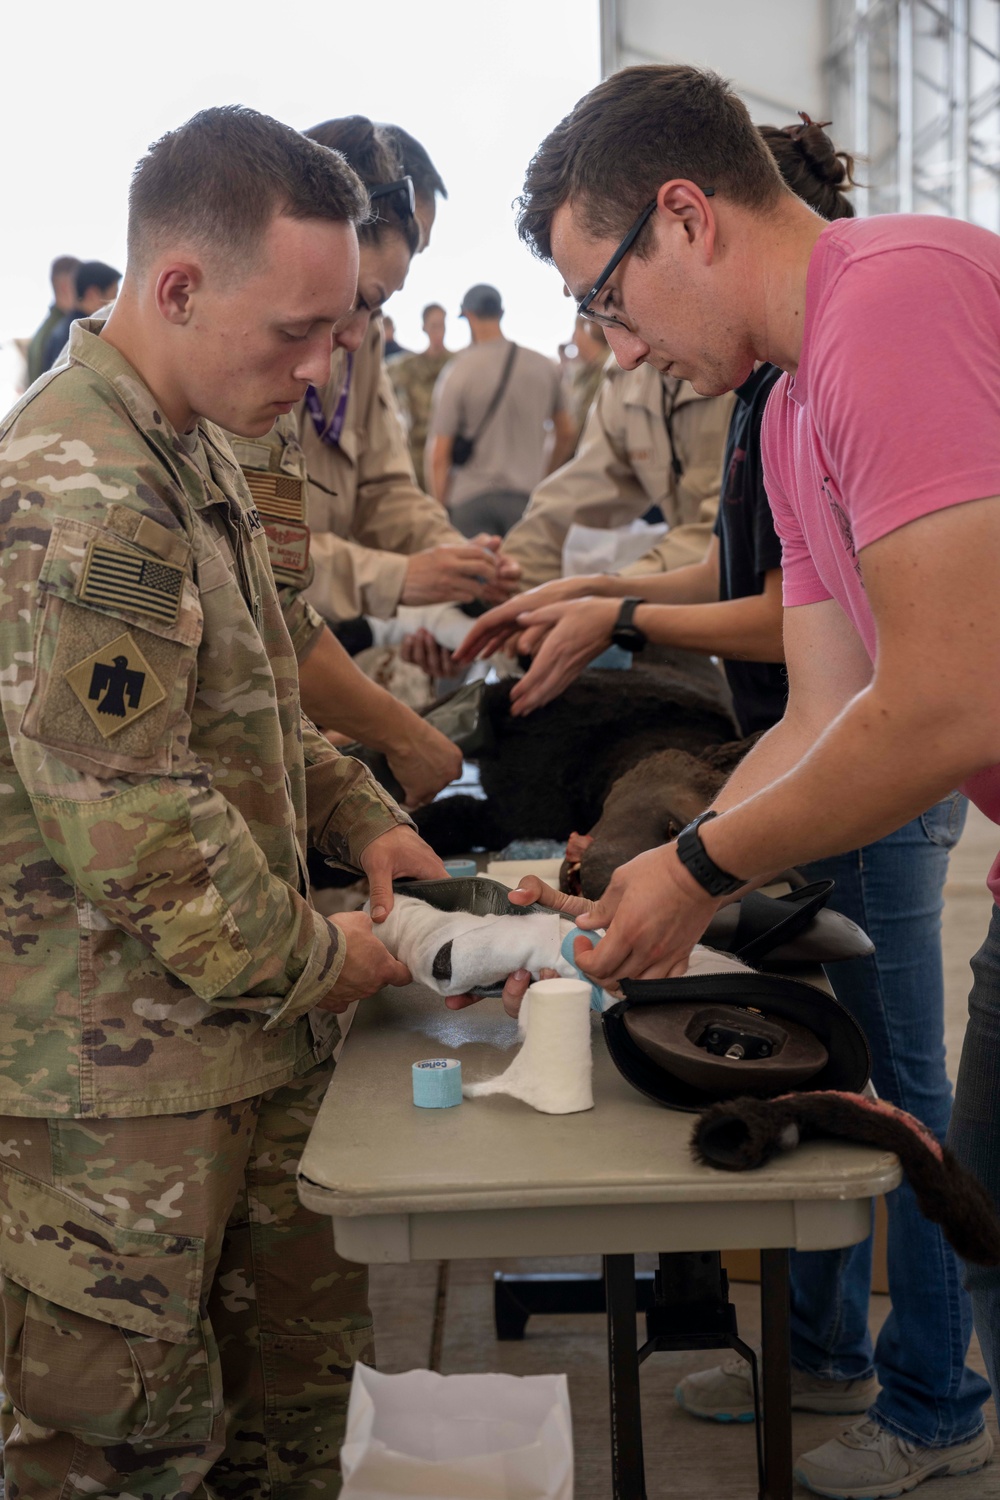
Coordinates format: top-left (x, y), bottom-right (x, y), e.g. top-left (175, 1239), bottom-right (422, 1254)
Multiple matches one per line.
top-left (305, 116), bottom-right (419, 255)
top-left (759, 115), bottom-right (857, 222)
top-left (75, 260), bottom-right (121, 298)
top-left (517, 65), bottom-right (785, 262)
top-left (422, 302), bottom-right (445, 320)
top-left (50, 255), bottom-right (79, 285)
top-left (379, 123), bottom-right (448, 204)
top-left (127, 105), bottom-right (369, 275)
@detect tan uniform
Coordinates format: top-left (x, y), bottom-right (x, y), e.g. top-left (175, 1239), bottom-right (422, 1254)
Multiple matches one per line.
top-left (502, 361), bottom-right (735, 588)
top-left (296, 320), bottom-right (465, 621)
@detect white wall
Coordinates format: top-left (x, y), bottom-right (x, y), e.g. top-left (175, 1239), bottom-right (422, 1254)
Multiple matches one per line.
top-left (606, 0), bottom-right (829, 122)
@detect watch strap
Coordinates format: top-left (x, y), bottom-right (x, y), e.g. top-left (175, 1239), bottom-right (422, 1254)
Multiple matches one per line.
top-left (611, 596), bottom-right (647, 652)
top-left (675, 811), bottom-right (744, 898)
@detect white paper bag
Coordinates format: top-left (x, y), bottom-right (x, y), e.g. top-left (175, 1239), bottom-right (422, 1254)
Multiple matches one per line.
top-left (562, 517), bottom-right (669, 576)
top-left (340, 1364), bottom-right (574, 1499)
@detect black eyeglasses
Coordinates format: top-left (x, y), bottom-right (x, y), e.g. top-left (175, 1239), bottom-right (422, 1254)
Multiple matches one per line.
top-left (368, 175), bottom-right (416, 221)
top-left (577, 187), bottom-right (715, 331)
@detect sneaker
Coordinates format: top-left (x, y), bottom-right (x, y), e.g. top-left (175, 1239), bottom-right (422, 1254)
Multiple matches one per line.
top-left (674, 1355), bottom-right (879, 1424)
top-left (794, 1417), bottom-right (993, 1499)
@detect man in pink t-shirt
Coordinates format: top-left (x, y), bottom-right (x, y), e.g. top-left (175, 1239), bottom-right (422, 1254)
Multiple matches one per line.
top-left (511, 62), bottom-right (1000, 1497)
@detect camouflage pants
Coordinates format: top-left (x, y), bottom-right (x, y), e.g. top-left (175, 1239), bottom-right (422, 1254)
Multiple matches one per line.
top-left (0, 1058), bottom-right (371, 1499)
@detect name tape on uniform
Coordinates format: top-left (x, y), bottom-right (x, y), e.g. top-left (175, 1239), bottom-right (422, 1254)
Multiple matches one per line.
top-left (263, 520), bottom-right (310, 574)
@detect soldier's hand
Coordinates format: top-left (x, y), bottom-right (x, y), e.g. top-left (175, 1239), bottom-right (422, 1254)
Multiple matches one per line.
top-left (319, 911), bottom-right (411, 1010)
top-left (360, 825), bottom-right (449, 922)
top-left (385, 718), bottom-right (463, 809)
top-left (402, 543), bottom-right (499, 606)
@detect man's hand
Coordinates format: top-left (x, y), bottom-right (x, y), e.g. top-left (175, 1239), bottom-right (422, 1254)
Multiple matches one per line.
top-left (386, 719), bottom-right (462, 809)
top-left (316, 910), bottom-right (411, 1010)
top-left (508, 597), bottom-right (620, 715)
top-left (575, 843), bottom-right (720, 981)
top-left (400, 627), bottom-right (459, 681)
top-left (402, 543), bottom-right (500, 606)
top-left (360, 824), bottom-right (449, 922)
top-left (508, 853), bottom-right (720, 982)
top-left (452, 575), bottom-right (602, 665)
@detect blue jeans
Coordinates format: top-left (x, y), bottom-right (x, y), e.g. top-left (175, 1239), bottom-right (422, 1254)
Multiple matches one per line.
top-left (948, 896), bottom-right (1000, 1419)
top-left (790, 795), bottom-right (990, 1446)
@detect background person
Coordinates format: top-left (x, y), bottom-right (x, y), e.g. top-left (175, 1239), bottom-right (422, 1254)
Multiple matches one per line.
top-left (508, 63), bottom-right (1000, 1499)
top-left (40, 257), bottom-right (120, 374)
top-left (382, 313), bottom-right (407, 357)
top-left (390, 300), bottom-right (453, 477)
top-left (426, 282), bottom-right (576, 536)
top-left (560, 312), bottom-right (608, 451)
top-left (25, 253), bottom-right (78, 385)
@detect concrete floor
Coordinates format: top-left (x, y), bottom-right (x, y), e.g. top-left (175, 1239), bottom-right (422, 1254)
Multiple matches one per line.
top-left (368, 805), bottom-right (1000, 1498)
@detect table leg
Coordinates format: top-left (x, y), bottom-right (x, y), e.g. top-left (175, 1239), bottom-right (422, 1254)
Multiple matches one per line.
top-left (604, 1253), bottom-right (646, 1500)
top-left (760, 1248), bottom-right (793, 1500)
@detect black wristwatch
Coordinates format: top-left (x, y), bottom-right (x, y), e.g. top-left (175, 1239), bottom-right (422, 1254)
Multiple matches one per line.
top-left (675, 811), bottom-right (744, 898)
top-left (611, 597), bottom-right (648, 653)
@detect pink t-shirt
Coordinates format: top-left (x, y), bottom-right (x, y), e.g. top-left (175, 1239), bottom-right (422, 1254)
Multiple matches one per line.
top-left (761, 214), bottom-right (1000, 892)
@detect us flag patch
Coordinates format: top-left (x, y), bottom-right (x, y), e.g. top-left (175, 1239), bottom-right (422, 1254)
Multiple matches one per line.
top-left (78, 541), bottom-right (185, 625)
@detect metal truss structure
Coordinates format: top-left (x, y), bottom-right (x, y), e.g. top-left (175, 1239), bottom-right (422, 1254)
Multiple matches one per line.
top-left (826, 0), bottom-right (1000, 226)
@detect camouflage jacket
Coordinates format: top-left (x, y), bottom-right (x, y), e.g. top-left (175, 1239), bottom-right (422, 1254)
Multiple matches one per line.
top-left (0, 320), bottom-right (410, 1119)
top-left (389, 348), bottom-right (453, 481)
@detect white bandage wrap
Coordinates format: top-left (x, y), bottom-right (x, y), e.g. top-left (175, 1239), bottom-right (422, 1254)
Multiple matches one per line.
top-left (464, 977), bottom-right (595, 1114)
top-left (370, 895), bottom-right (585, 995)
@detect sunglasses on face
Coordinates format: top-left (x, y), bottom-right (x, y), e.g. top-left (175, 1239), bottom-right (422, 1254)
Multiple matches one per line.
top-left (368, 175), bottom-right (416, 221)
top-left (577, 186), bottom-right (715, 331)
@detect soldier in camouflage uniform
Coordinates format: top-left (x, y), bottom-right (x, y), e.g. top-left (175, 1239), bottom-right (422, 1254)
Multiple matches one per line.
top-left (0, 106), bottom-right (453, 1498)
top-left (389, 303), bottom-right (453, 481)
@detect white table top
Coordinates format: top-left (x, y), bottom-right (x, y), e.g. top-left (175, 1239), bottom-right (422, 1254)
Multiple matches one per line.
top-left (298, 983), bottom-right (901, 1263)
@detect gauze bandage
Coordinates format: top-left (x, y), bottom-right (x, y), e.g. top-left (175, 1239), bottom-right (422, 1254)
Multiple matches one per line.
top-left (464, 977), bottom-right (595, 1114)
top-left (371, 895), bottom-right (604, 998)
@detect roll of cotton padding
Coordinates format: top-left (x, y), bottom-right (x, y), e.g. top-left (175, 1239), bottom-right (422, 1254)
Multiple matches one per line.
top-left (412, 1057), bottom-right (463, 1109)
top-left (443, 858), bottom-right (478, 879)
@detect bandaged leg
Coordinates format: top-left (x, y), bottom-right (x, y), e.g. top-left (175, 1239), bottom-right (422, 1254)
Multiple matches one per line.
top-left (464, 977), bottom-right (595, 1114)
top-left (372, 894), bottom-right (591, 996)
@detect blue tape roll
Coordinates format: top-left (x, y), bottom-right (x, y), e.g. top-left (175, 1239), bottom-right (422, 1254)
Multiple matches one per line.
top-left (560, 927), bottom-right (605, 1011)
top-left (412, 1057), bottom-right (463, 1108)
top-left (444, 859), bottom-right (477, 879)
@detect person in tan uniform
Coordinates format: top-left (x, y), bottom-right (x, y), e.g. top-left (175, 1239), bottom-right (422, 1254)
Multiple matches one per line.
top-left (501, 359), bottom-right (734, 588)
top-left (292, 117), bottom-right (519, 624)
top-left (404, 360), bottom-right (732, 678)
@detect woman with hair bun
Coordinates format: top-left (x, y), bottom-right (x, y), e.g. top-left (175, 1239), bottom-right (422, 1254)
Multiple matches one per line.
top-left (229, 116), bottom-right (518, 811)
top-left (463, 117), bottom-right (991, 1497)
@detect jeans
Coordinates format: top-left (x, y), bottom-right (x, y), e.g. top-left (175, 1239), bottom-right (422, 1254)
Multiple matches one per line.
top-left (948, 895), bottom-right (1000, 1420)
top-left (790, 794), bottom-right (990, 1446)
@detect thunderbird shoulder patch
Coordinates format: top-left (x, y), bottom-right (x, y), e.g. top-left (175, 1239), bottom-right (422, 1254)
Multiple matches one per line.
top-left (64, 632), bottom-right (166, 738)
top-left (78, 540), bottom-right (185, 625)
